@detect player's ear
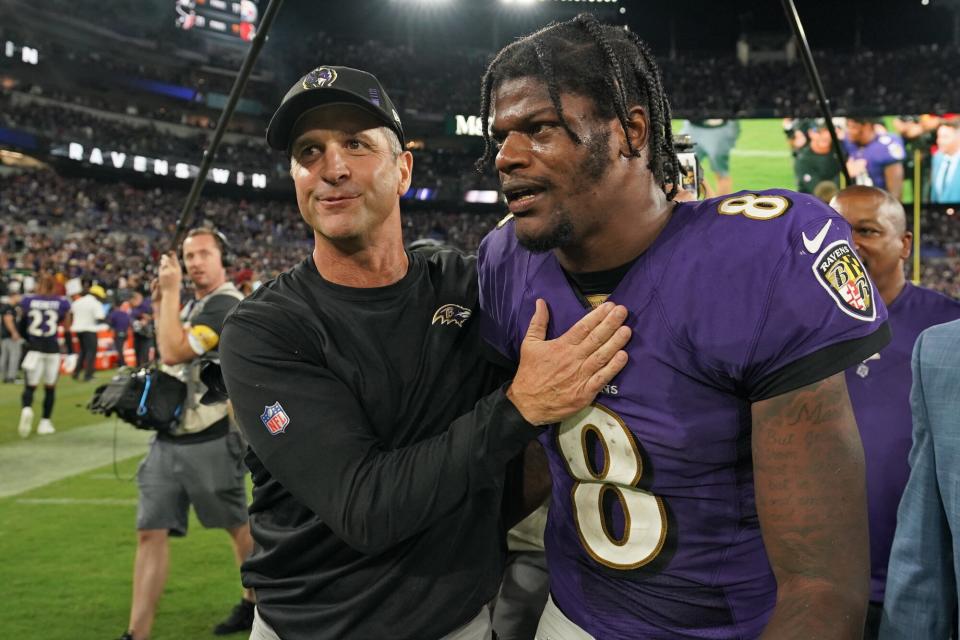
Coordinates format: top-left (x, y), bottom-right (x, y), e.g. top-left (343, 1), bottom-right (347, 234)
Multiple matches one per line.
top-left (619, 106), bottom-right (649, 158)
top-left (901, 231), bottom-right (913, 261)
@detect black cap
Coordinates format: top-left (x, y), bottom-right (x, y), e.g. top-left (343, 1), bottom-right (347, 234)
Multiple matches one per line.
top-left (266, 65), bottom-right (405, 151)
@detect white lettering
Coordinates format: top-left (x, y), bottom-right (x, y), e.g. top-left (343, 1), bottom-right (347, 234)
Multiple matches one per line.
top-left (211, 168), bottom-right (230, 184)
top-left (455, 115), bottom-right (483, 136)
top-left (68, 142), bottom-right (84, 161)
top-left (153, 159), bottom-right (168, 176)
top-left (251, 173), bottom-right (267, 189)
top-left (209, 19), bottom-right (227, 31)
top-left (110, 152), bottom-right (126, 168)
top-left (21, 46), bottom-right (38, 65)
top-left (5, 41), bottom-right (13, 58)
top-left (235, 171), bottom-right (245, 186)
top-left (175, 163), bottom-right (190, 179)
top-left (89, 148), bottom-right (103, 165)
top-left (133, 156), bottom-right (147, 172)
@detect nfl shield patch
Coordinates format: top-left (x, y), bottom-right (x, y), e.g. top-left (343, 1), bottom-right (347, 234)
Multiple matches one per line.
top-left (812, 240), bottom-right (876, 321)
top-left (260, 402), bottom-right (290, 435)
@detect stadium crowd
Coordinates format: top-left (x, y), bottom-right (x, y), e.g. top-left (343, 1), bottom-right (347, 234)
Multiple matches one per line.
top-left (0, 171), bottom-right (502, 298)
top-left (2, 170), bottom-right (957, 303)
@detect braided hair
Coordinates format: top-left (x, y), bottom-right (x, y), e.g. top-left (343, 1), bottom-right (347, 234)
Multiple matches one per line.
top-left (477, 13), bottom-right (680, 200)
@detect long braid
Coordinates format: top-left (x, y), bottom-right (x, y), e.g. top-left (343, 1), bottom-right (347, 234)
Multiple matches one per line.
top-left (533, 39), bottom-right (581, 146)
top-left (626, 31), bottom-right (680, 199)
top-left (576, 15), bottom-right (634, 155)
top-left (476, 67), bottom-right (496, 172)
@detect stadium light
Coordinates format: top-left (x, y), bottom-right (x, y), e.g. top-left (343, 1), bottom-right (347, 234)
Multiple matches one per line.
top-left (921, 0), bottom-right (930, 5)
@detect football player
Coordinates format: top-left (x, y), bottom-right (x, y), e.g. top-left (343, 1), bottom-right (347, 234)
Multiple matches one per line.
top-left (477, 15), bottom-right (890, 639)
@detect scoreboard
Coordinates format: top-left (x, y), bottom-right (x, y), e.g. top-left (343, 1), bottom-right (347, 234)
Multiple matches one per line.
top-left (175, 0), bottom-right (259, 43)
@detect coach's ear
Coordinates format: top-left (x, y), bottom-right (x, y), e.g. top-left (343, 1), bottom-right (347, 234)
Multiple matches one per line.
top-left (396, 150), bottom-right (413, 197)
top-left (619, 106), bottom-right (649, 158)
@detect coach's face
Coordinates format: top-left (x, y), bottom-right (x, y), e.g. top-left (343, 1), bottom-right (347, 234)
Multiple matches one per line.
top-left (491, 76), bottom-right (626, 253)
top-left (289, 105), bottom-right (412, 245)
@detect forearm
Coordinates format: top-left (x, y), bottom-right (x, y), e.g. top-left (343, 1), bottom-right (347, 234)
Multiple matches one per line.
top-left (761, 581), bottom-right (866, 639)
top-left (885, 165), bottom-right (904, 200)
top-left (221, 320), bottom-right (537, 554)
top-left (753, 374), bottom-right (870, 639)
top-left (155, 294), bottom-right (187, 363)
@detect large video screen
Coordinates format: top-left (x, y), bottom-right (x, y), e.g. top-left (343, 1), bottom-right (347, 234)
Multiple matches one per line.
top-left (677, 115), bottom-right (959, 205)
top-left (175, 0), bottom-right (259, 43)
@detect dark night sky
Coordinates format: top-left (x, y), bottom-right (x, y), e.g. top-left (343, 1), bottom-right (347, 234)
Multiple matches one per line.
top-left (263, 0), bottom-right (959, 56)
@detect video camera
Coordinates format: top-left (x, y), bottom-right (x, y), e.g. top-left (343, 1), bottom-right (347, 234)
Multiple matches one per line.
top-left (674, 134), bottom-right (702, 199)
top-left (88, 366), bottom-right (186, 433)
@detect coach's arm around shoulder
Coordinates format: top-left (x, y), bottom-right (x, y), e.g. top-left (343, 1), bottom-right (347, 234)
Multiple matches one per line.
top-left (152, 251), bottom-right (197, 366)
top-left (218, 298), bottom-right (629, 555)
top-left (752, 372), bottom-right (870, 639)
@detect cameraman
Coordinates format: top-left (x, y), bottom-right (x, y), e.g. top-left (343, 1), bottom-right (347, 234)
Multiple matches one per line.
top-left (119, 228), bottom-right (255, 640)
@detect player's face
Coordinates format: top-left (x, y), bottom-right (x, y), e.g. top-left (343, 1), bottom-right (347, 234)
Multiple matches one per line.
top-left (290, 105), bottom-right (412, 246)
top-left (182, 233), bottom-right (227, 293)
top-left (846, 121), bottom-right (872, 146)
top-left (490, 77), bottom-right (620, 252)
top-left (832, 195), bottom-right (909, 284)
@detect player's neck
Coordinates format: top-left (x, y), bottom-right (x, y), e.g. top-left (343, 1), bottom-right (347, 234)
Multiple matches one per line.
top-left (313, 230), bottom-right (409, 288)
top-left (555, 189), bottom-right (674, 273)
top-left (878, 272), bottom-right (907, 307)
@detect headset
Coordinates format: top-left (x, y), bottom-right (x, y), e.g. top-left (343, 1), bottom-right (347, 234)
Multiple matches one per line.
top-left (179, 228), bottom-right (236, 268)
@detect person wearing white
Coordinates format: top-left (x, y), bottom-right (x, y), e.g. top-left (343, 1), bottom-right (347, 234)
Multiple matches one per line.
top-left (70, 283), bottom-right (106, 382)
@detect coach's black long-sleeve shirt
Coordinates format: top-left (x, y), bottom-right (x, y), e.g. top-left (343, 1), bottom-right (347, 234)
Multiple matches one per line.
top-left (219, 251), bottom-right (538, 640)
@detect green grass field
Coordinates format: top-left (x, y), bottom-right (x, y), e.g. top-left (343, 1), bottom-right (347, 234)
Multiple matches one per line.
top-left (0, 372), bottom-right (251, 640)
top-left (684, 117), bottom-right (919, 202)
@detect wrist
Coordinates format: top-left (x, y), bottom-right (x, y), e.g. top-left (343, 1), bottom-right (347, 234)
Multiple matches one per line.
top-left (506, 383), bottom-right (545, 427)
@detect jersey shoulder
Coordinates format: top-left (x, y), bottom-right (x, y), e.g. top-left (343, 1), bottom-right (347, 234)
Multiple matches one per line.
top-left (675, 189), bottom-right (847, 261)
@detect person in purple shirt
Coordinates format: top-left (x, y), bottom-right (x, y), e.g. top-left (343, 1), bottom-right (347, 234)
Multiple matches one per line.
top-left (128, 291), bottom-right (154, 367)
top-left (830, 185), bottom-right (960, 640)
top-left (106, 299), bottom-right (133, 368)
top-left (17, 273), bottom-right (71, 437)
top-left (476, 15), bottom-right (891, 639)
top-left (844, 118), bottom-right (906, 200)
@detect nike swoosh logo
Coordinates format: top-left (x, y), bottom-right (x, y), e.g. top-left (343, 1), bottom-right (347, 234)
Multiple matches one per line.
top-left (802, 220), bottom-right (832, 253)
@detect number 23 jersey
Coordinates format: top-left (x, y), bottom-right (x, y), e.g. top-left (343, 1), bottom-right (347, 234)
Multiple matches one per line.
top-left (478, 190), bottom-right (890, 639)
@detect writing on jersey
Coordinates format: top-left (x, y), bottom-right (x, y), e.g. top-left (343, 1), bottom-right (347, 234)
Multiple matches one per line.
top-left (20, 295), bottom-right (71, 354)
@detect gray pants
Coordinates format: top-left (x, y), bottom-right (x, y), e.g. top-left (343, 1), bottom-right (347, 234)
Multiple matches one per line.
top-left (250, 605), bottom-right (493, 640)
top-left (493, 551), bottom-right (549, 640)
top-left (0, 338), bottom-right (22, 381)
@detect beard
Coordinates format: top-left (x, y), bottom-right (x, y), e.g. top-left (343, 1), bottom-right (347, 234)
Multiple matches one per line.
top-left (515, 126), bottom-right (611, 253)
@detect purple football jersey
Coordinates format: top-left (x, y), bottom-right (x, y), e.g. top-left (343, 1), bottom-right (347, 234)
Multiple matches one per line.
top-left (20, 294), bottom-right (70, 353)
top-left (845, 283), bottom-right (960, 603)
top-left (479, 190), bottom-right (889, 639)
top-left (844, 134), bottom-right (905, 190)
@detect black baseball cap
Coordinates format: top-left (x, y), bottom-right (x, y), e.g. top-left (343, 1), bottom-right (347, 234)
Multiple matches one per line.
top-left (266, 65), bottom-right (405, 152)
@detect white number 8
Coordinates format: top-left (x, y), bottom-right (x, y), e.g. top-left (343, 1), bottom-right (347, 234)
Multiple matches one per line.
top-left (556, 404), bottom-right (668, 570)
top-left (717, 193), bottom-right (791, 220)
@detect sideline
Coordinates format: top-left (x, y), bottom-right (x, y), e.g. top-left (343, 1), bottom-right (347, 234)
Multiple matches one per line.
top-left (0, 421), bottom-right (152, 498)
